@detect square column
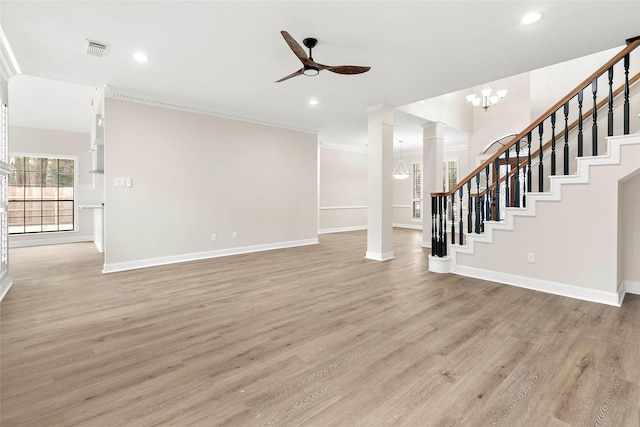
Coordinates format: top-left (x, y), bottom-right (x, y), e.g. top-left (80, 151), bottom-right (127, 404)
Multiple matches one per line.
top-left (366, 105), bottom-right (394, 261)
top-left (421, 122), bottom-right (444, 248)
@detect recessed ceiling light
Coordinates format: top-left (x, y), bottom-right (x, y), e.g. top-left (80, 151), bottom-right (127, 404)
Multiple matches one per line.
top-left (132, 52), bottom-right (148, 63)
top-left (522, 11), bottom-right (541, 25)
top-left (309, 98), bottom-right (318, 106)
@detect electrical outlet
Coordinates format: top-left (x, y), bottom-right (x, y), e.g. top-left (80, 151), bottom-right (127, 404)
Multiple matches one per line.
top-left (527, 252), bottom-right (535, 264)
top-left (211, 233), bottom-right (216, 241)
top-left (114, 177), bottom-right (126, 187)
top-left (232, 231), bottom-right (238, 239)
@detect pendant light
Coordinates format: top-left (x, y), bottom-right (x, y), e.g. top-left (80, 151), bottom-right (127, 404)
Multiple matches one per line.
top-left (393, 140), bottom-right (410, 180)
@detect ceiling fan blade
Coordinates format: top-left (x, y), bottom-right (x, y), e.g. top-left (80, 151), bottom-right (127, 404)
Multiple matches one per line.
top-left (319, 64), bottom-right (371, 75)
top-left (280, 31), bottom-right (314, 67)
top-left (276, 68), bottom-right (304, 83)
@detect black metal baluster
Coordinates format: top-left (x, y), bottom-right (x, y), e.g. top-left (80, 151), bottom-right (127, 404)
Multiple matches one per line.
top-left (458, 187), bottom-right (463, 245)
top-left (551, 112), bottom-right (557, 176)
top-left (431, 196), bottom-right (437, 256)
top-left (505, 147), bottom-right (510, 208)
top-left (564, 102), bottom-right (570, 175)
top-left (467, 181), bottom-right (472, 234)
top-left (438, 196), bottom-right (444, 256)
top-left (538, 122), bottom-right (544, 192)
top-left (480, 194), bottom-right (485, 233)
top-left (485, 165), bottom-right (491, 222)
top-left (607, 66), bottom-right (614, 136)
top-left (515, 140), bottom-right (521, 207)
top-left (450, 193), bottom-right (455, 246)
top-left (494, 157), bottom-right (501, 221)
top-left (624, 54), bottom-right (630, 134)
top-left (526, 132), bottom-right (532, 198)
top-left (578, 90), bottom-right (584, 157)
top-left (442, 196), bottom-right (447, 256)
top-left (475, 173), bottom-right (481, 234)
top-left (592, 78), bottom-right (598, 156)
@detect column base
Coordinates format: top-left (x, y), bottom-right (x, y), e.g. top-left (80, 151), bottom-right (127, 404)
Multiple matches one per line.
top-left (365, 251), bottom-right (395, 261)
top-left (428, 255), bottom-right (451, 273)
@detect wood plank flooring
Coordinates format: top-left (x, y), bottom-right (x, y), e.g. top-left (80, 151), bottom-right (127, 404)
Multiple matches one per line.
top-left (1, 229), bottom-right (639, 426)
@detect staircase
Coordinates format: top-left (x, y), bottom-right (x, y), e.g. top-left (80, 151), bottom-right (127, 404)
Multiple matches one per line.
top-left (428, 37), bottom-right (640, 307)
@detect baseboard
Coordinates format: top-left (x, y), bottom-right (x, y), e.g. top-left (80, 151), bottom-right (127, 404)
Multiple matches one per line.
top-left (0, 270), bottom-right (13, 302)
top-left (318, 225), bottom-right (367, 234)
top-left (365, 251), bottom-right (394, 261)
top-left (102, 238), bottom-right (319, 273)
top-left (617, 280), bottom-right (640, 305)
top-left (393, 223), bottom-right (423, 230)
top-left (9, 234), bottom-right (93, 248)
top-left (622, 280), bottom-right (640, 295)
top-left (455, 265), bottom-right (621, 307)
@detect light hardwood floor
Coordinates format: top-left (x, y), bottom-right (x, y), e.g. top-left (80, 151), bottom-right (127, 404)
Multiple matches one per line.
top-left (1, 229), bottom-right (639, 426)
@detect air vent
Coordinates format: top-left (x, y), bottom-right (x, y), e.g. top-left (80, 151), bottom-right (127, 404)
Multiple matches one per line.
top-left (86, 39), bottom-right (110, 57)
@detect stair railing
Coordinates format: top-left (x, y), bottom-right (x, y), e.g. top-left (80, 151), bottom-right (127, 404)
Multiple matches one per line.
top-left (431, 36), bottom-right (640, 257)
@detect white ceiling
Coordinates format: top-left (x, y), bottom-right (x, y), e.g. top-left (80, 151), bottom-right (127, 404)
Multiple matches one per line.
top-left (2, 1), bottom-right (639, 151)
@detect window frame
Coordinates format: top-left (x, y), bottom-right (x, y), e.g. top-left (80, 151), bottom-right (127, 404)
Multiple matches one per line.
top-left (411, 162), bottom-right (422, 221)
top-left (8, 152), bottom-right (78, 235)
top-left (443, 157), bottom-right (460, 193)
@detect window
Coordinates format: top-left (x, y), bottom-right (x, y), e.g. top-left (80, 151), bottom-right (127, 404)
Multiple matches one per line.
top-left (443, 159), bottom-right (459, 192)
top-left (8, 155), bottom-right (75, 234)
top-left (1, 104), bottom-right (8, 271)
top-left (412, 162), bottom-right (422, 220)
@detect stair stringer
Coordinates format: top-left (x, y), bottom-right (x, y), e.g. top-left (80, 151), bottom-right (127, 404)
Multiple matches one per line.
top-left (430, 133), bottom-right (640, 306)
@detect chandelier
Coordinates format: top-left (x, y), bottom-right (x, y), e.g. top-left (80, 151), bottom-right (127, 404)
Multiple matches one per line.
top-left (466, 86), bottom-right (507, 111)
top-left (392, 140), bottom-right (410, 180)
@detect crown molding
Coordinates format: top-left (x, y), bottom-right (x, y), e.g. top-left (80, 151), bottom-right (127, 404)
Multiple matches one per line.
top-left (104, 85), bottom-right (318, 136)
top-left (319, 141), bottom-right (368, 154)
top-left (0, 25), bottom-right (21, 78)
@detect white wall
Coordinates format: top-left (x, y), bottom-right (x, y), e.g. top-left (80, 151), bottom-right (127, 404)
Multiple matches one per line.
top-left (318, 145), bottom-right (367, 233)
top-left (397, 89), bottom-right (473, 134)
top-left (8, 126), bottom-right (97, 247)
top-left (103, 98), bottom-right (318, 271)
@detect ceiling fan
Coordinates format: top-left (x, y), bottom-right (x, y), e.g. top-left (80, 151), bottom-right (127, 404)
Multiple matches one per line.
top-left (276, 31), bottom-right (371, 82)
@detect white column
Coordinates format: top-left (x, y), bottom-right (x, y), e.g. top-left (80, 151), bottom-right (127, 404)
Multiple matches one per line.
top-left (366, 105), bottom-right (394, 261)
top-left (421, 122), bottom-right (445, 248)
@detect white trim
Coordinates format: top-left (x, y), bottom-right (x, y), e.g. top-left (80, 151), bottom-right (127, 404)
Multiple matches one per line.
top-left (106, 86), bottom-right (317, 136)
top-left (365, 251), bottom-right (394, 261)
top-left (421, 240), bottom-right (431, 248)
top-left (103, 238), bottom-right (319, 273)
top-left (9, 234), bottom-right (93, 248)
top-left (393, 222), bottom-right (422, 230)
top-left (319, 205), bottom-right (367, 210)
top-left (428, 255), bottom-right (452, 273)
top-left (0, 25), bottom-right (22, 75)
top-left (456, 264), bottom-right (621, 307)
top-left (392, 205), bottom-right (411, 208)
top-left (623, 280), bottom-right (640, 295)
top-left (318, 225), bottom-right (367, 234)
top-left (0, 270), bottom-right (13, 302)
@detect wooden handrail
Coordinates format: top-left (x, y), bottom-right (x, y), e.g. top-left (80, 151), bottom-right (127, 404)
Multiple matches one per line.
top-left (472, 71), bottom-right (640, 197)
top-left (432, 37), bottom-right (640, 198)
